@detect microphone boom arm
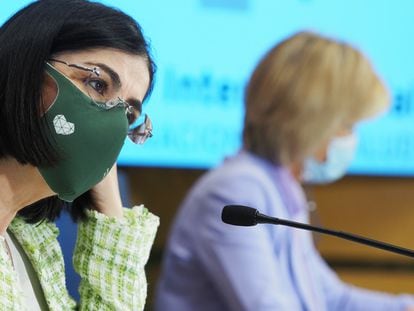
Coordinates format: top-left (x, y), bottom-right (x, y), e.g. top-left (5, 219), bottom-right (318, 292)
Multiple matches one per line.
top-left (256, 212), bottom-right (414, 258)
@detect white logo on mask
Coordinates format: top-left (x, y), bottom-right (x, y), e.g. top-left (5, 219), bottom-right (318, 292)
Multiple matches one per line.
top-left (53, 115), bottom-right (75, 135)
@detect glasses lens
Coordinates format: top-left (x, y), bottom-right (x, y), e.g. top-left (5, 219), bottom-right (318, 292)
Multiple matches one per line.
top-left (83, 75), bottom-right (118, 107)
top-left (50, 60), bottom-right (120, 108)
top-left (128, 114), bottom-right (153, 144)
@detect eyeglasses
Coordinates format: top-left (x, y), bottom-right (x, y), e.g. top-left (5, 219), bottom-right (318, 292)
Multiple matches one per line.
top-left (48, 59), bottom-right (153, 145)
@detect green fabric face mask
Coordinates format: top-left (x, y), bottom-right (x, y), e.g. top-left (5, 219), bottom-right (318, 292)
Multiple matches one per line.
top-left (38, 63), bottom-right (128, 202)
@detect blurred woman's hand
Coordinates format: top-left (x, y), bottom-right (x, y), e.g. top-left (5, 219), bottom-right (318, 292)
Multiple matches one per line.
top-left (91, 164), bottom-right (124, 219)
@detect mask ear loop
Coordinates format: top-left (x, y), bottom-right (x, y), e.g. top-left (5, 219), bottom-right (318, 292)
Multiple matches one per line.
top-left (42, 63), bottom-right (60, 114)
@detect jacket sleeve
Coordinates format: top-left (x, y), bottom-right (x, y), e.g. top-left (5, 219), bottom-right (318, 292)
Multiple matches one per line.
top-left (191, 176), bottom-right (302, 310)
top-left (73, 205), bottom-right (159, 310)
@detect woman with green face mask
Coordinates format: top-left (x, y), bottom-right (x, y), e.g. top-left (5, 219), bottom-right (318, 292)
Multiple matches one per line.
top-left (0, 0), bottom-right (158, 309)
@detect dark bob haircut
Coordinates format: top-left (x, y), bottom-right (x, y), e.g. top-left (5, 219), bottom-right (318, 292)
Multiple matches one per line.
top-left (0, 0), bottom-right (156, 223)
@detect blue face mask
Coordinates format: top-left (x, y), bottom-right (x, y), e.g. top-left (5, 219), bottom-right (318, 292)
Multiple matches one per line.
top-left (302, 133), bottom-right (357, 184)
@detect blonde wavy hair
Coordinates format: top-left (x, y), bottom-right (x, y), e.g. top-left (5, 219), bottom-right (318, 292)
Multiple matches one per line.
top-left (243, 31), bottom-right (389, 165)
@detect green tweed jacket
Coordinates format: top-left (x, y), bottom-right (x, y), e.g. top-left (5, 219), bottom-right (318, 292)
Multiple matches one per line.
top-left (0, 205), bottom-right (159, 310)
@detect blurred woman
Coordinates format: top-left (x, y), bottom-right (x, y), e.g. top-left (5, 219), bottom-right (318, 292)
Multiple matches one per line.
top-left (155, 31), bottom-right (414, 311)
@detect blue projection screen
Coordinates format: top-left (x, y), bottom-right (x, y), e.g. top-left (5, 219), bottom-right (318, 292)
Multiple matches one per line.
top-left (2, 0), bottom-right (414, 175)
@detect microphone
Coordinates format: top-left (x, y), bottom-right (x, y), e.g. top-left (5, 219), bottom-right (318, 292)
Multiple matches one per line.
top-left (222, 205), bottom-right (414, 259)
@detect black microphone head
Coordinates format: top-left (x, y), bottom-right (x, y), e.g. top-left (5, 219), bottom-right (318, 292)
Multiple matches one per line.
top-left (221, 205), bottom-right (258, 226)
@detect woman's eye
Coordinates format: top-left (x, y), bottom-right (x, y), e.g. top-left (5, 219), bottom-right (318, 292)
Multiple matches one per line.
top-left (88, 79), bottom-right (107, 95)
